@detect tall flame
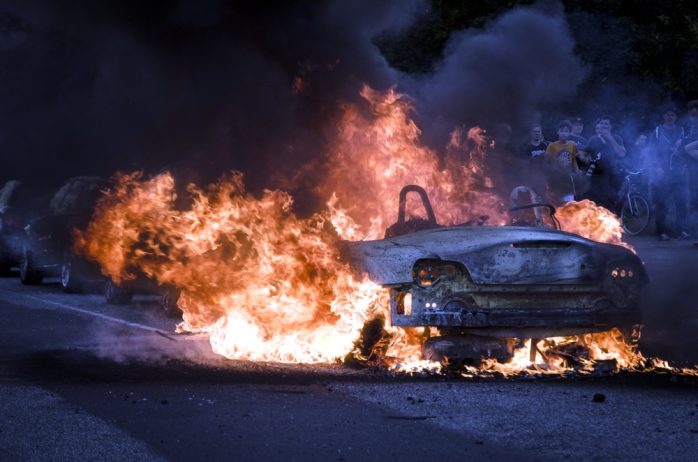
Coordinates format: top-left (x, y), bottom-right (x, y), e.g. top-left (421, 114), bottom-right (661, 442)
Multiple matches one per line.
top-left (320, 85), bottom-right (507, 240)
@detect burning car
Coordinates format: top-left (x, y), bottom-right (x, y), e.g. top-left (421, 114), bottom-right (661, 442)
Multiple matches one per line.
top-left (343, 185), bottom-right (648, 363)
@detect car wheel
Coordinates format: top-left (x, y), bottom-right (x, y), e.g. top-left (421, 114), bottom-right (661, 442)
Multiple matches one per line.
top-left (104, 279), bottom-right (133, 305)
top-left (161, 289), bottom-right (182, 317)
top-left (61, 257), bottom-right (83, 293)
top-left (19, 251), bottom-right (43, 285)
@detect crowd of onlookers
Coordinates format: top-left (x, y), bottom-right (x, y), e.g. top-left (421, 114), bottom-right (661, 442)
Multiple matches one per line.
top-left (498, 100), bottom-right (698, 241)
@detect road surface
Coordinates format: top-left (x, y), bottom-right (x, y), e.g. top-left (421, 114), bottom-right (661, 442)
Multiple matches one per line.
top-left (0, 236), bottom-right (696, 461)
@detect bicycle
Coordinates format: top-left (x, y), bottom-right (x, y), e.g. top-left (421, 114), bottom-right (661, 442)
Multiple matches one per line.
top-left (616, 170), bottom-right (650, 235)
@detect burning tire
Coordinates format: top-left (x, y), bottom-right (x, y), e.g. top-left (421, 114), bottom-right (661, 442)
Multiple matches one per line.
top-left (104, 279), bottom-right (133, 305)
top-left (19, 250), bottom-right (43, 285)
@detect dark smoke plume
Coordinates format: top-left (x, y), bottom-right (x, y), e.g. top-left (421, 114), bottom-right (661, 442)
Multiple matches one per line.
top-left (0, 0), bottom-right (420, 194)
top-left (405, 3), bottom-right (586, 146)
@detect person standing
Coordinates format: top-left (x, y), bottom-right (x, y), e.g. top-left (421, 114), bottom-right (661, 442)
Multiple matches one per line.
top-left (517, 124), bottom-right (549, 198)
top-left (683, 100), bottom-right (698, 235)
top-left (544, 120), bottom-right (587, 204)
top-left (646, 105), bottom-right (689, 240)
top-left (625, 133), bottom-right (649, 171)
top-left (582, 115), bottom-right (627, 210)
top-left (521, 124), bottom-right (549, 164)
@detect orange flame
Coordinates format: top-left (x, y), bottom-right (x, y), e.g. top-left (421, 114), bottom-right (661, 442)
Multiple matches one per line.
top-left (75, 172), bottom-right (386, 363)
top-left (476, 329), bottom-right (642, 377)
top-left (556, 199), bottom-right (630, 249)
top-left (320, 85), bottom-right (507, 240)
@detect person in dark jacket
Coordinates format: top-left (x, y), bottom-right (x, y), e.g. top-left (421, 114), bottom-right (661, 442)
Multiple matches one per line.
top-left (645, 105), bottom-right (690, 240)
top-left (582, 115), bottom-right (626, 210)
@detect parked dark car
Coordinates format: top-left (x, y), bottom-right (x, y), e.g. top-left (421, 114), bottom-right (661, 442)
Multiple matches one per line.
top-left (343, 185), bottom-right (648, 363)
top-left (20, 177), bottom-right (107, 291)
top-left (0, 180), bottom-right (44, 275)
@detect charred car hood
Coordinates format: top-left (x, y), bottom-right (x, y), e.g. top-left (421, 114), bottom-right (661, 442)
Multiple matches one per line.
top-left (341, 226), bottom-right (645, 286)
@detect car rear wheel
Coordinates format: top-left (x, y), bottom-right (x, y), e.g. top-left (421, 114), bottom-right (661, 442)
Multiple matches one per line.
top-left (104, 279), bottom-right (133, 305)
top-left (19, 251), bottom-right (43, 285)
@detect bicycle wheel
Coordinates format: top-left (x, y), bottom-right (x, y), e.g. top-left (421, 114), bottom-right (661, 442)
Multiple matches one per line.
top-left (620, 193), bottom-right (650, 235)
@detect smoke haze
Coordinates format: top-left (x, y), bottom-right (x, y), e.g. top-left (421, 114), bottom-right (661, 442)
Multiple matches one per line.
top-left (407, 4), bottom-right (585, 146)
top-left (0, 0), bottom-right (419, 192)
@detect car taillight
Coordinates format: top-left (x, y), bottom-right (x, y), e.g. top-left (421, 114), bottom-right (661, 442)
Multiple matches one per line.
top-left (609, 266), bottom-right (636, 280)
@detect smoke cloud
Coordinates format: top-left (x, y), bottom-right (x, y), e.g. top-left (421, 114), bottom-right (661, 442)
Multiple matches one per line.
top-left (0, 0), bottom-right (420, 193)
top-left (406, 3), bottom-right (585, 146)
top-left (1, 1), bottom-right (591, 201)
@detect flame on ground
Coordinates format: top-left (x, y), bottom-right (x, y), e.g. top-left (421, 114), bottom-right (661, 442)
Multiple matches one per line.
top-left (467, 329), bottom-right (698, 378)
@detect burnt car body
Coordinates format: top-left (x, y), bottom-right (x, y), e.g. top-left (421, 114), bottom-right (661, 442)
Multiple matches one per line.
top-left (343, 185), bottom-right (648, 362)
top-left (20, 177), bottom-right (107, 291)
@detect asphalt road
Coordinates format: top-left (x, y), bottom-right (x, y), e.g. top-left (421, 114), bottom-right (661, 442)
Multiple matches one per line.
top-left (0, 236), bottom-right (696, 461)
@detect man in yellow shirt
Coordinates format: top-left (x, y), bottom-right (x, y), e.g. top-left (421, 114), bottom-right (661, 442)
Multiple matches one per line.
top-left (544, 120), bottom-right (588, 204)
